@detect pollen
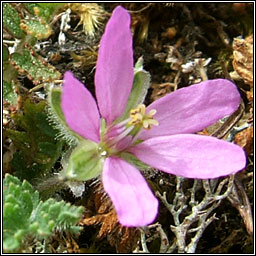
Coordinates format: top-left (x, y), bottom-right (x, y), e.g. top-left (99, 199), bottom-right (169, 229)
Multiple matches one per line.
top-left (128, 104), bottom-right (159, 129)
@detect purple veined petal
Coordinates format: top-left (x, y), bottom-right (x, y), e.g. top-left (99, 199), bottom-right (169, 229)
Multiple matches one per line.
top-left (139, 79), bottom-right (241, 140)
top-left (102, 156), bottom-right (158, 227)
top-left (61, 71), bottom-right (100, 143)
top-left (95, 6), bottom-right (134, 125)
top-left (129, 134), bottom-right (246, 179)
top-left (115, 135), bottom-right (133, 151)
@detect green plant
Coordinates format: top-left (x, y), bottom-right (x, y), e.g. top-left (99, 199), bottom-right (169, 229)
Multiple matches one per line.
top-left (3, 174), bottom-right (84, 253)
top-left (3, 3), bottom-right (63, 104)
top-left (5, 99), bottom-right (64, 181)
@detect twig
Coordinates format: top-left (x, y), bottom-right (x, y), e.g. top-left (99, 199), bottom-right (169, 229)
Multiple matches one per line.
top-left (186, 213), bottom-right (218, 253)
top-left (156, 224), bottom-right (170, 253)
top-left (156, 174), bottom-right (235, 253)
top-left (128, 3), bottom-right (153, 13)
top-left (138, 228), bottom-right (149, 253)
top-left (210, 101), bottom-right (245, 139)
top-left (227, 176), bottom-right (253, 238)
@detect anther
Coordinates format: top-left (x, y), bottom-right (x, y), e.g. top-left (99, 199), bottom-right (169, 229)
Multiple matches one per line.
top-left (129, 104), bottom-right (158, 130)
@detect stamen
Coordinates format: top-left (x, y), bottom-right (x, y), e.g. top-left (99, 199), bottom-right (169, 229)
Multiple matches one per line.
top-left (100, 104), bottom-right (159, 154)
top-left (103, 117), bottom-right (132, 142)
top-left (129, 104), bottom-right (158, 130)
top-left (143, 119), bottom-right (159, 129)
top-left (105, 125), bottom-right (126, 139)
top-left (129, 113), bottom-right (143, 126)
top-left (148, 109), bottom-right (157, 116)
top-left (138, 104), bottom-right (146, 115)
top-left (107, 117), bottom-right (131, 130)
top-left (107, 125), bottom-right (134, 147)
top-left (113, 117), bottom-right (132, 128)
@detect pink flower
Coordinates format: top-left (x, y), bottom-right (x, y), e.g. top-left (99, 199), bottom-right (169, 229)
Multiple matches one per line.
top-left (61, 6), bottom-right (246, 227)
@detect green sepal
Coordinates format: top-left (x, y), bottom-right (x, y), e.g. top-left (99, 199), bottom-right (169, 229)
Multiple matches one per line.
top-left (118, 57), bottom-right (151, 122)
top-left (64, 141), bottom-right (105, 181)
top-left (47, 87), bottom-right (65, 123)
top-left (120, 151), bottom-right (151, 170)
top-left (47, 87), bottom-right (82, 146)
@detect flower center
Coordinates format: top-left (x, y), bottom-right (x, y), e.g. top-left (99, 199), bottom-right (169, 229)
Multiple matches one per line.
top-left (129, 104), bottom-right (159, 130)
top-left (100, 104), bottom-right (158, 155)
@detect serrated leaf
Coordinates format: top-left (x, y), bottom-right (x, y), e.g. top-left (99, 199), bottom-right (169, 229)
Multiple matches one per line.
top-left (11, 151), bottom-right (36, 181)
top-left (23, 3), bottom-right (38, 14)
top-left (37, 3), bottom-right (64, 21)
top-left (21, 18), bottom-right (52, 39)
top-left (48, 203), bottom-right (62, 219)
top-left (58, 211), bottom-right (81, 223)
top-left (32, 198), bottom-right (83, 237)
top-left (11, 49), bottom-right (61, 85)
top-left (21, 190), bottom-right (34, 217)
top-left (38, 141), bottom-right (58, 156)
top-left (3, 174), bottom-right (83, 253)
top-left (5, 129), bottom-right (30, 151)
top-left (7, 99), bottom-right (63, 181)
top-left (3, 3), bottom-right (25, 38)
top-left (3, 236), bottom-right (20, 253)
top-left (3, 80), bottom-right (18, 105)
top-left (4, 172), bottom-right (21, 186)
top-left (14, 230), bottom-right (26, 241)
top-left (24, 3), bottom-right (64, 22)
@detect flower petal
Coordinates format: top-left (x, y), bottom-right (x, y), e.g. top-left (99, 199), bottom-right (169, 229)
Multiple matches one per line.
top-left (61, 71), bottom-right (100, 142)
top-left (102, 156), bottom-right (158, 227)
top-left (139, 79), bottom-right (241, 140)
top-left (95, 6), bottom-right (134, 125)
top-left (129, 134), bottom-right (246, 179)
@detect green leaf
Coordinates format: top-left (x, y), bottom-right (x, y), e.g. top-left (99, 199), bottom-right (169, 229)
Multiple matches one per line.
top-left (3, 174), bottom-right (83, 253)
top-left (37, 3), bottom-right (64, 22)
top-left (11, 49), bottom-right (61, 85)
top-left (118, 57), bottom-right (151, 121)
top-left (38, 142), bottom-right (58, 156)
top-left (24, 3), bottom-right (64, 22)
top-left (3, 3), bottom-right (25, 38)
top-left (23, 3), bottom-right (38, 14)
top-left (20, 18), bottom-right (52, 39)
top-left (3, 175), bottom-right (38, 252)
top-left (7, 99), bottom-right (63, 181)
top-left (5, 129), bottom-right (30, 150)
top-left (11, 152), bottom-right (31, 180)
top-left (3, 80), bottom-right (18, 105)
top-left (64, 141), bottom-right (104, 181)
top-left (32, 198), bottom-right (83, 237)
